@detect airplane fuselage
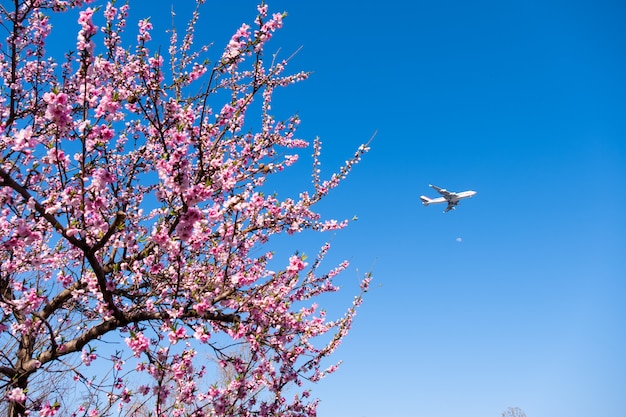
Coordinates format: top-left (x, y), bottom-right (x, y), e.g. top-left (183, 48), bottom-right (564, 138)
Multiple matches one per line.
top-left (450, 190), bottom-right (477, 202)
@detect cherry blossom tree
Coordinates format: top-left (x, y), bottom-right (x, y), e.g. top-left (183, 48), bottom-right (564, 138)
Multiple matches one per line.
top-left (0, 1), bottom-right (371, 416)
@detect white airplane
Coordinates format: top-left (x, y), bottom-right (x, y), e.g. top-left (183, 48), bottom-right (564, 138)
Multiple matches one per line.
top-left (420, 184), bottom-right (477, 213)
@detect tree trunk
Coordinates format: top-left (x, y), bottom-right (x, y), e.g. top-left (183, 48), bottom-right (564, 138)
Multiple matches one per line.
top-left (9, 338), bottom-right (32, 417)
top-left (7, 374), bottom-right (29, 417)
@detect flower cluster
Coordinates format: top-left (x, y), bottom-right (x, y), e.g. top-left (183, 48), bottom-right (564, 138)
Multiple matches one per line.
top-left (7, 388), bottom-right (27, 404)
top-left (77, 7), bottom-right (97, 53)
top-left (43, 91), bottom-right (73, 131)
top-left (222, 23), bottom-right (251, 62)
top-left (125, 332), bottom-right (150, 357)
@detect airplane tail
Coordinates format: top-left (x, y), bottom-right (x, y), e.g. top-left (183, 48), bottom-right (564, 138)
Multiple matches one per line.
top-left (420, 196), bottom-right (431, 206)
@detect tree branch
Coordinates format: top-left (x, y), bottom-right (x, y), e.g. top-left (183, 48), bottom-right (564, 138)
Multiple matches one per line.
top-left (0, 167), bottom-right (88, 251)
top-left (0, 365), bottom-right (17, 379)
top-left (90, 210), bottom-right (126, 255)
top-left (41, 281), bottom-right (85, 320)
top-left (29, 309), bottom-right (240, 373)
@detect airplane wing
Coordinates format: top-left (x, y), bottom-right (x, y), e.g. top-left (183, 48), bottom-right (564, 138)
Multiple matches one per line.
top-left (444, 202), bottom-right (456, 213)
top-left (430, 184), bottom-right (454, 199)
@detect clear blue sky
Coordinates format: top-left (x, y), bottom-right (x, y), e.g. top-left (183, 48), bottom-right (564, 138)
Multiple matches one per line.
top-left (54, 1), bottom-right (626, 416)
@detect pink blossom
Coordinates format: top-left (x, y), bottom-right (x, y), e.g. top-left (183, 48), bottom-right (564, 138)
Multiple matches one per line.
top-left (94, 92), bottom-right (121, 120)
top-left (7, 387), bottom-right (27, 403)
top-left (284, 154), bottom-right (299, 166)
top-left (40, 401), bottom-right (60, 416)
top-left (137, 18), bottom-right (153, 42)
top-left (193, 325), bottom-right (211, 343)
top-left (168, 326), bottom-right (187, 344)
top-left (77, 8), bottom-right (96, 33)
top-left (125, 332), bottom-right (150, 357)
top-left (103, 3), bottom-right (117, 21)
top-left (43, 91), bottom-right (72, 130)
top-left (194, 299), bottom-right (210, 316)
top-left (286, 255), bottom-right (307, 276)
top-left (81, 348), bottom-right (97, 366)
top-left (91, 168), bottom-right (117, 191)
top-left (222, 23), bottom-right (250, 62)
top-left (77, 8), bottom-right (98, 52)
top-left (11, 126), bottom-right (35, 152)
top-left (175, 207), bottom-right (202, 242)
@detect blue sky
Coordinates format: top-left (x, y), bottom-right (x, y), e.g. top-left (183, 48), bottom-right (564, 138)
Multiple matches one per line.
top-left (52, 1), bottom-right (625, 416)
top-left (221, 2), bottom-right (625, 416)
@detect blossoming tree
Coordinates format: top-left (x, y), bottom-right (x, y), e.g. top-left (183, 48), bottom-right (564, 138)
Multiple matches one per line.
top-left (0, 1), bottom-right (371, 416)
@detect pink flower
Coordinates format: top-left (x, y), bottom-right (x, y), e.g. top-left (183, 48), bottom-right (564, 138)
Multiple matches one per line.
top-left (193, 326), bottom-right (211, 343)
top-left (7, 387), bottom-right (27, 403)
top-left (137, 18), bottom-right (153, 42)
top-left (57, 272), bottom-right (73, 287)
top-left (40, 401), bottom-right (60, 416)
top-left (125, 332), bottom-right (150, 357)
top-left (168, 326), bottom-right (187, 344)
top-left (95, 92), bottom-right (121, 120)
top-left (175, 207), bottom-right (202, 242)
top-left (91, 168), bottom-right (117, 191)
top-left (11, 126), bottom-right (35, 152)
top-left (286, 255), bottom-right (307, 276)
top-left (194, 299), bottom-right (210, 316)
top-left (81, 348), bottom-right (97, 366)
top-left (76, 8), bottom-right (98, 52)
top-left (284, 154), bottom-right (299, 166)
top-left (77, 8), bottom-right (97, 36)
top-left (43, 91), bottom-right (72, 130)
top-left (222, 23), bottom-right (250, 62)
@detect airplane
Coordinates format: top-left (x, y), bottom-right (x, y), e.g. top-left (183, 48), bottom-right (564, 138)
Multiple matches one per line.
top-left (420, 184), bottom-right (477, 213)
